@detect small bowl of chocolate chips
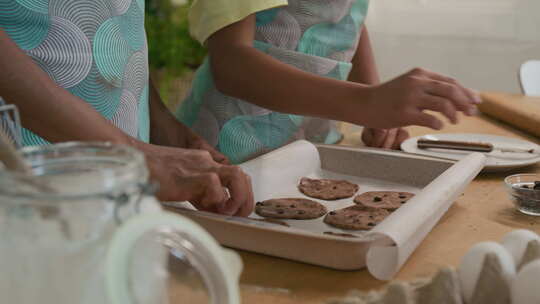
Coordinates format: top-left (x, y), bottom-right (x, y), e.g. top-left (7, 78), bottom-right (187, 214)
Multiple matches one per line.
top-left (505, 174), bottom-right (540, 216)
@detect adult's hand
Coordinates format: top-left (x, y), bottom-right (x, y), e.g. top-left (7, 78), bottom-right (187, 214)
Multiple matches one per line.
top-left (137, 142), bottom-right (254, 217)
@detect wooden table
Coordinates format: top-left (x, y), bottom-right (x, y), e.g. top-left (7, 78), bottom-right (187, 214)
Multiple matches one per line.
top-left (172, 93), bottom-right (540, 303)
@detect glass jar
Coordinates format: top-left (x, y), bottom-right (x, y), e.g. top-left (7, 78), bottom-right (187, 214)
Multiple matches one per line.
top-left (0, 142), bottom-right (241, 304)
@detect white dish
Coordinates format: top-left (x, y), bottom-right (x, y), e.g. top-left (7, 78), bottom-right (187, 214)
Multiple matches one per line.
top-left (401, 133), bottom-right (540, 171)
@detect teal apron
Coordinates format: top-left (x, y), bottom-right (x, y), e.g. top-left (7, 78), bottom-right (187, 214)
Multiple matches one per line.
top-left (0, 0), bottom-right (150, 146)
top-left (177, 0), bottom-right (369, 164)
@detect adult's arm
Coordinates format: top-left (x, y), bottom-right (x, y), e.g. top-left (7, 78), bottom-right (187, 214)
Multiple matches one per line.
top-left (0, 29), bottom-right (252, 216)
top-left (0, 29), bottom-right (132, 145)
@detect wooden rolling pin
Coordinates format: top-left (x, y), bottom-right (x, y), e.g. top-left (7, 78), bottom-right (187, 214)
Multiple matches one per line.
top-left (479, 92), bottom-right (540, 138)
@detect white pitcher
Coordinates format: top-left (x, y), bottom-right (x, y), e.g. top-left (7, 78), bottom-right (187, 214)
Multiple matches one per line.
top-left (0, 142), bottom-right (241, 304)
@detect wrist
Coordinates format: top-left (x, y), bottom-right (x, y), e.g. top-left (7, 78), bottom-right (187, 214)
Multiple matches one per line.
top-left (339, 83), bottom-right (374, 125)
top-left (150, 117), bottom-right (185, 146)
top-left (116, 133), bottom-right (146, 151)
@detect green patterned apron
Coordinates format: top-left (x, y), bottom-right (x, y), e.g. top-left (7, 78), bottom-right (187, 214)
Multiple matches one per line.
top-left (0, 0), bottom-right (150, 146)
top-left (176, 0), bottom-right (369, 164)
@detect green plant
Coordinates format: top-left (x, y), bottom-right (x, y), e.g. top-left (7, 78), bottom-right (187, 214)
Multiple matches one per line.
top-left (145, 0), bottom-right (206, 103)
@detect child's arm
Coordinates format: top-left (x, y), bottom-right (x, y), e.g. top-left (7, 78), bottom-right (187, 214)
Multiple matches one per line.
top-left (147, 78), bottom-right (229, 164)
top-left (349, 26), bottom-right (409, 149)
top-left (348, 26), bottom-right (380, 85)
top-left (207, 15), bottom-right (481, 131)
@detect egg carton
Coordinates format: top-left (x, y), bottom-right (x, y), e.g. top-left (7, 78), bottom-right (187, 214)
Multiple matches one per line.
top-left (327, 230), bottom-right (540, 304)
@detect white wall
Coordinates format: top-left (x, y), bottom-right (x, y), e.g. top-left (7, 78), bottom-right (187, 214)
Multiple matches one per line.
top-left (365, 0), bottom-right (540, 93)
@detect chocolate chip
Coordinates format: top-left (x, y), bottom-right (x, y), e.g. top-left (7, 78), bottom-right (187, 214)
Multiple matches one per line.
top-left (277, 209), bottom-right (284, 214)
top-left (373, 196), bottom-right (382, 202)
top-left (298, 210), bottom-right (305, 215)
top-left (329, 211), bottom-right (336, 215)
top-left (354, 219), bottom-right (360, 223)
top-left (290, 205), bottom-right (296, 208)
top-left (276, 205), bottom-right (281, 208)
top-left (401, 201), bottom-right (406, 204)
top-left (333, 186), bottom-right (337, 190)
top-left (367, 222), bottom-right (375, 227)
top-left (399, 195), bottom-right (406, 199)
top-left (369, 215), bottom-right (374, 219)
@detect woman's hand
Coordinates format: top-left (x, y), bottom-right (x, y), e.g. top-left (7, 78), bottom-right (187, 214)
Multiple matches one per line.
top-left (137, 142), bottom-right (253, 217)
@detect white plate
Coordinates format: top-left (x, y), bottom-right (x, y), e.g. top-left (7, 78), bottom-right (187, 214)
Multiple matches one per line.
top-left (401, 133), bottom-right (540, 172)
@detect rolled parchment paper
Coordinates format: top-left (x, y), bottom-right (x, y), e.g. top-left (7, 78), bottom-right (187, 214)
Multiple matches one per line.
top-left (479, 92), bottom-right (540, 138)
top-left (366, 153), bottom-right (486, 280)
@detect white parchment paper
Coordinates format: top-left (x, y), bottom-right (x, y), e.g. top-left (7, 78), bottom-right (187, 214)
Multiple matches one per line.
top-left (167, 141), bottom-right (486, 280)
top-left (242, 141), bottom-right (486, 280)
top-left (365, 152), bottom-right (486, 280)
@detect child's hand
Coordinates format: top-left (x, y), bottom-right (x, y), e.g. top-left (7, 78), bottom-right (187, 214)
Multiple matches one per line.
top-left (361, 68), bottom-right (481, 130)
top-left (361, 127), bottom-right (409, 150)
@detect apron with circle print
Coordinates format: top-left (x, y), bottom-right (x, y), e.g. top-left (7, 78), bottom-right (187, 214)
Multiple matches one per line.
top-left (177, 0), bottom-right (369, 164)
top-left (0, 0), bottom-right (150, 146)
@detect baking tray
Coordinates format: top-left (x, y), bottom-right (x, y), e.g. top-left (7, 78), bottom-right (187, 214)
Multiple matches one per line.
top-left (165, 141), bottom-right (484, 273)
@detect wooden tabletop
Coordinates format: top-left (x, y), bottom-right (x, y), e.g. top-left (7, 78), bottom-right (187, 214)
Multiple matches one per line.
top-left (172, 93), bottom-right (540, 303)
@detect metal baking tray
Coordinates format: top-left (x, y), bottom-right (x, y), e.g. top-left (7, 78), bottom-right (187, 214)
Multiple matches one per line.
top-left (165, 141), bottom-right (475, 270)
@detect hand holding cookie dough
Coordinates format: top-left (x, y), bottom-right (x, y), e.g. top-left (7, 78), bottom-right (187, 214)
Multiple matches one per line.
top-left (141, 143), bottom-right (254, 217)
